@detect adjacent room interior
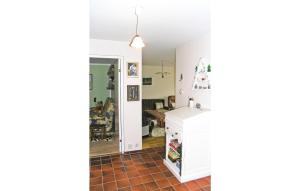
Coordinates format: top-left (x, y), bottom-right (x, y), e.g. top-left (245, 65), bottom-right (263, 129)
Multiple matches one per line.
top-left (89, 57), bottom-right (120, 157)
top-left (141, 57), bottom-right (176, 149)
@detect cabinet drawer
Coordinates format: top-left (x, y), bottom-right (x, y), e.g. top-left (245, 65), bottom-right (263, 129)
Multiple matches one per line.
top-left (165, 125), bottom-right (181, 134)
top-left (165, 120), bottom-right (182, 140)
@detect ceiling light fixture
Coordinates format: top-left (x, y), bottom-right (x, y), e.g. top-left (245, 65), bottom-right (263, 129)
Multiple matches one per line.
top-left (155, 60), bottom-right (171, 78)
top-left (129, 7), bottom-right (145, 48)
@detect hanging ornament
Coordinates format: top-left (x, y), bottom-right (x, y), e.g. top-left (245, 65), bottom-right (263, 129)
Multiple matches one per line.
top-left (192, 57), bottom-right (210, 90)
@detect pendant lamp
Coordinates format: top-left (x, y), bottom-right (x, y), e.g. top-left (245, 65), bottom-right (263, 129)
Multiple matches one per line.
top-left (129, 7), bottom-right (145, 48)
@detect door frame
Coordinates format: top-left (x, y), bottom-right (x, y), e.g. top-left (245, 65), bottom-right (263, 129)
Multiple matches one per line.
top-left (89, 55), bottom-right (125, 154)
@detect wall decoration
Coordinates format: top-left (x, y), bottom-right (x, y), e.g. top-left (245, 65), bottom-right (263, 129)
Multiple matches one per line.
top-left (127, 62), bottom-right (139, 77)
top-left (127, 85), bottom-right (140, 101)
top-left (192, 57), bottom-right (210, 90)
top-left (207, 64), bottom-right (211, 72)
top-left (142, 77), bottom-right (152, 85)
top-left (179, 73), bottom-right (183, 81)
top-left (89, 74), bottom-right (93, 90)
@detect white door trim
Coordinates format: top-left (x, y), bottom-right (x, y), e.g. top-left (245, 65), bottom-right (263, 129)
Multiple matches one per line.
top-left (89, 54), bottom-right (125, 154)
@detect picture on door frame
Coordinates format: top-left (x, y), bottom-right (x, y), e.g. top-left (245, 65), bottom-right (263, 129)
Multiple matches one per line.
top-left (127, 85), bottom-right (139, 101)
top-left (127, 62), bottom-right (139, 77)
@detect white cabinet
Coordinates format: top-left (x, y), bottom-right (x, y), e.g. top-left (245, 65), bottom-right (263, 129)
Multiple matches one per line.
top-left (163, 107), bottom-right (210, 183)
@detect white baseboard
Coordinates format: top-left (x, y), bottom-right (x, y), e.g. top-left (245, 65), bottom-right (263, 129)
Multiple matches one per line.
top-left (164, 159), bottom-right (210, 183)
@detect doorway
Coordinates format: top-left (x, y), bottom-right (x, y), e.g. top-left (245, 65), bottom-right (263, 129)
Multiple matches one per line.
top-left (89, 57), bottom-right (122, 156)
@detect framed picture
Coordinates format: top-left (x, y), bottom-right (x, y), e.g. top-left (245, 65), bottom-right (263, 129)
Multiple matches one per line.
top-left (127, 85), bottom-right (139, 101)
top-left (143, 77), bottom-right (152, 85)
top-left (127, 62), bottom-right (139, 77)
top-left (89, 74), bottom-right (93, 90)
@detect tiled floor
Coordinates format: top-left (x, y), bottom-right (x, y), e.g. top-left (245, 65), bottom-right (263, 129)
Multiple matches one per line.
top-left (90, 147), bottom-right (211, 191)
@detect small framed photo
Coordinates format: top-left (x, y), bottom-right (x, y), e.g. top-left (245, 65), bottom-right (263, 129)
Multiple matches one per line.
top-left (127, 85), bottom-right (139, 101)
top-left (89, 74), bottom-right (93, 90)
top-left (127, 62), bottom-right (139, 77)
top-left (143, 77), bottom-right (152, 85)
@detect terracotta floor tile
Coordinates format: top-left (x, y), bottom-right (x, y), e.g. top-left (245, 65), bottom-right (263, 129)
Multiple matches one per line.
top-left (112, 162), bottom-right (123, 168)
top-left (90, 165), bottom-right (101, 170)
top-left (103, 181), bottom-right (117, 191)
top-left (124, 160), bottom-right (134, 166)
top-left (90, 147), bottom-right (210, 191)
top-left (160, 187), bottom-right (175, 191)
top-left (90, 177), bottom-right (103, 185)
top-left (163, 171), bottom-right (174, 178)
top-left (102, 170), bottom-right (114, 176)
top-left (126, 166), bottom-right (138, 172)
top-left (102, 167), bottom-right (113, 172)
top-left (144, 181), bottom-right (159, 191)
top-left (114, 167), bottom-right (127, 174)
top-left (152, 172), bottom-right (166, 181)
top-left (118, 187), bottom-right (132, 191)
top-left (103, 175), bottom-right (115, 183)
top-left (204, 176), bottom-right (211, 183)
top-left (131, 184), bottom-right (146, 191)
top-left (173, 184), bottom-right (189, 191)
top-left (168, 177), bottom-right (180, 186)
top-left (148, 167), bottom-right (160, 174)
top-left (102, 163), bottom-right (113, 168)
top-left (112, 158), bottom-right (121, 163)
top-left (138, 169), bottom-right (151, 175)
top-left (91, 169), bottom-right (102, 178)
top-left (140, 175), bottom-right (154, 184)
top-left (144, 162), bottom-right (157, 168)
top-left (195, 179), bottom-right (209, 187)
top-left (115, 173), bottom-right (128, 181)
top-left (127, 170), bottom-right (140, 178)
top-left (192, 188), bottom-right (203, 191)
top-left (117, 179), bottom-right (131, 188)
top-left (156, 179), bottom-right (171, 188)
top-left (90, 184), bottom-right (103, 191)
top-left (185, 180), bottom-right (200, 190)
top-left (158, 165), bottom-right (168, 172)
top-left (129, 177), bottom-right (143, 186)
top-left (201, 186), bottom-right (211, 191)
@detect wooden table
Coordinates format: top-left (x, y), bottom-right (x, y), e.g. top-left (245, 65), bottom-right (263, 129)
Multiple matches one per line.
top-left (144, 109), bottom-right (167, 127)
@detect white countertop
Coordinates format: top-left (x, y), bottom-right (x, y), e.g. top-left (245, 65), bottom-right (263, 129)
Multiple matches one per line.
top-left (165, 106), bottom-right (210, 121)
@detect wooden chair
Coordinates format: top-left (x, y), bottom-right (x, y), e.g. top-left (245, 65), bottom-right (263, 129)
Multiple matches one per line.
top-left (168, 95), bottom-right (175, 110)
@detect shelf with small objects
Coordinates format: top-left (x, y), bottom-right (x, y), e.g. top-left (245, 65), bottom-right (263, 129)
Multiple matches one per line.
top-left (168, 139), bottom-right (182, 171)
top-left (107, 65), bottom-right (115, 90)
top-left (192, 57), bottom-right (211, 90)
top-left (165, 135), bottom-right (182, 176)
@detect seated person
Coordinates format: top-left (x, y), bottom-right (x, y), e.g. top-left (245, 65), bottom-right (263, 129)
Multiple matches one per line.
top-left (90, 101), bottom-right (104, 117)
top-left (96, 101), bottom-right (104, 112)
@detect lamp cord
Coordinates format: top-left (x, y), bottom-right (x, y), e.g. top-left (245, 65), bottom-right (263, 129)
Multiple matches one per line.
top-left (135, 13), bottom-right (139, 35)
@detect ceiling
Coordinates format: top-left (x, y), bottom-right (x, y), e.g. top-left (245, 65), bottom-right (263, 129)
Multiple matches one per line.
top-left (90, 0), bottom-right (210, 66)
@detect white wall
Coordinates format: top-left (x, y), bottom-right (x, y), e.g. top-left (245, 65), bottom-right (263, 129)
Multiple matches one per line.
top-left (90, 39), bottom-right (142, 152)
top-left (176, 34), bottom-right (211, 109)
top-left (142, 65), bottom-right (175, 104)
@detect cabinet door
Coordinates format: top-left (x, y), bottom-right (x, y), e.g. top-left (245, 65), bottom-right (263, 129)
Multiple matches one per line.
top-left (182, 119), bottom-right (210, 176)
